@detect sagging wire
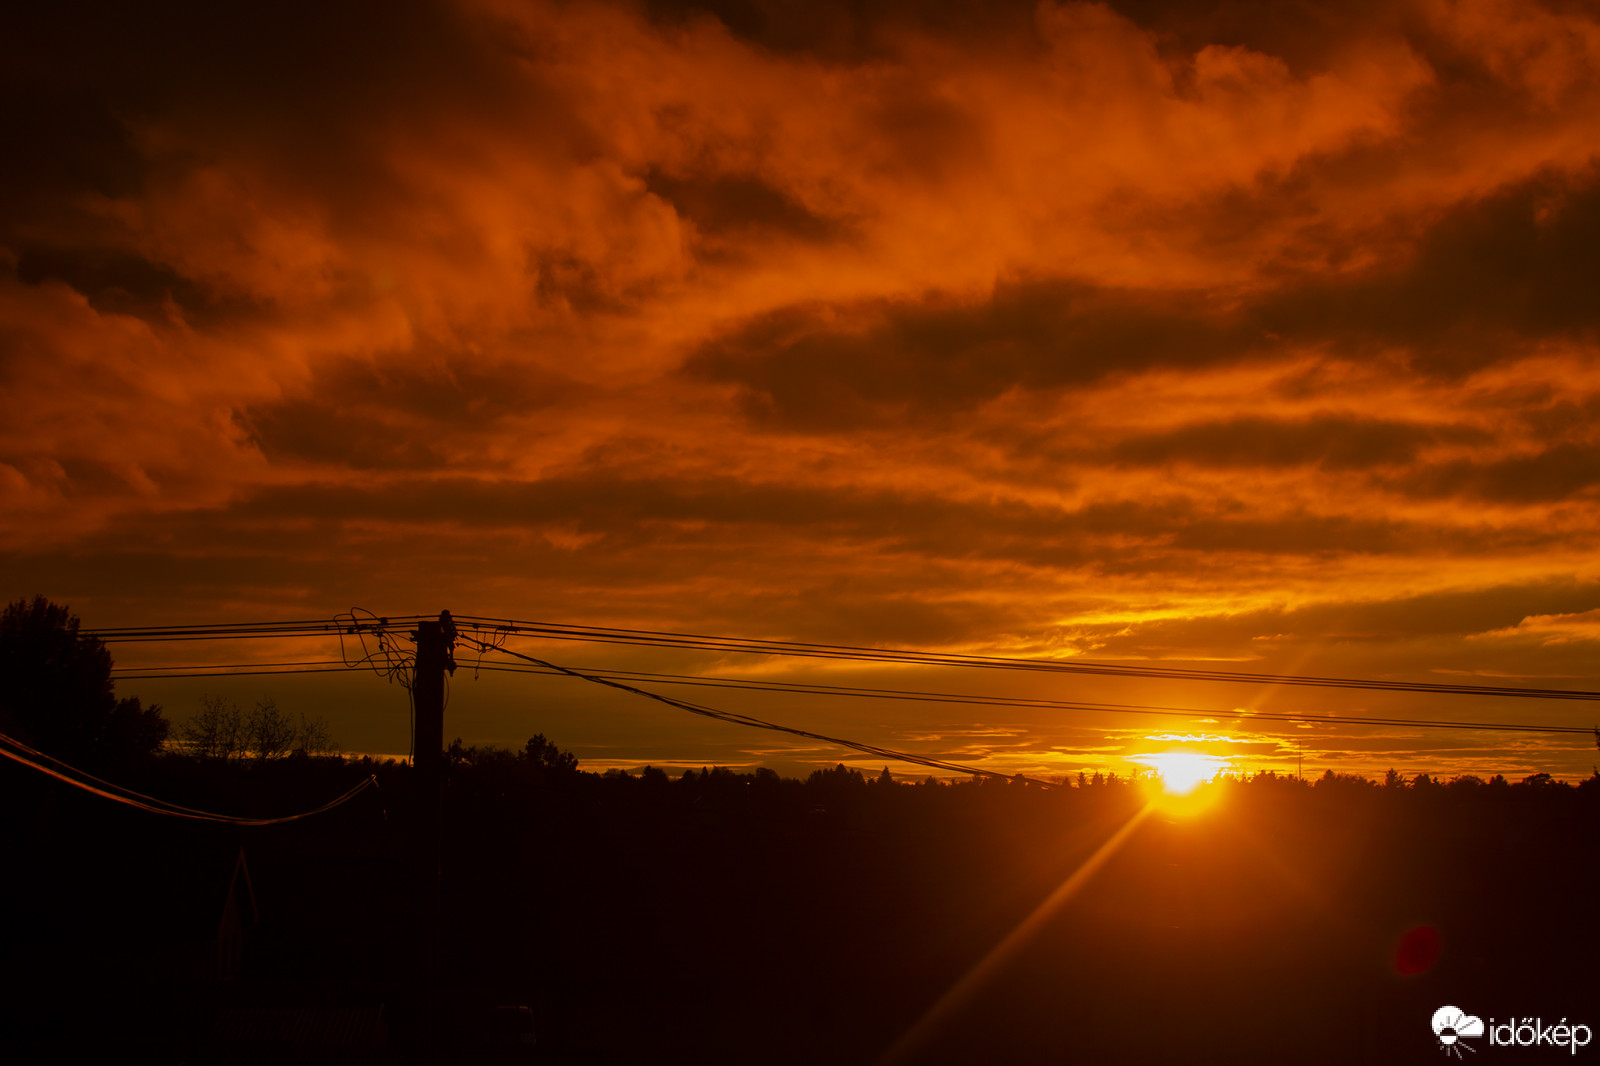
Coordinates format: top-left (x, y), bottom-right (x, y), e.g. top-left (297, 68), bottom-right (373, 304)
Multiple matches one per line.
top-left (335, 608), bottom-right (414, 689)
top-left (455, 634), bottom-right (1062, 788)
top-left (87, 614), bottom-right (1600, 705)
top-left (465, 623), bottom-right (512, 681)
top-left (455, 662), bottom-right (1599, 737)
top-left (443, 615), bottom-right (1600, 703)
top-left (0, 731), bottom-right (378, 826)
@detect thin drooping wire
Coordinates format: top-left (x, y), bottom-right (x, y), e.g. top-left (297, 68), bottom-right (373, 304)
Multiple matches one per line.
top-left (455, 635), bottom-right (1064, 787)
top-left (89, 616), bottom-right (432, 641)
top-left (90, 613), bottom-right (1599, 773)
top-left (112, 665), bottom-right (350, 679)
top-left (331, 608), bottom-right (423, 760)
top-left (335, 608), bottom-right (415, 688)
top-left (0, 731), bottom-right (378, 825)
top-left (86, 614), bottom-right (1600, 703)
top-left (107, 657), bottom-right (1599, 737)
top-left (113, 660), bottom-right (347, 671)
top-left (466, 624), bottom-right (512, 681)
top-left (452, 661), bottom-right (1599, 737)
top-left (446, 616), bottom-right (1600, 702)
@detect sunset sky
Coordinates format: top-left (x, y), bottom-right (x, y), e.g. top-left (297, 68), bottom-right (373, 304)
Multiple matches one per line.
top-left (5, 0), bottom-right (1599, 781)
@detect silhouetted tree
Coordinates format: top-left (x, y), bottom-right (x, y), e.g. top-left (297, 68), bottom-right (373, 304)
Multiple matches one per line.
top-left (523, 733), bottom-right (578, 775)
top-left (1316, 769), bottom-right (1373, 789)
top-left (246, 697), bottom-right (296, 760)
top-left (806, 763), bottom-right (866, 789)
top-left (296, 712), bottom-right (338, 755)
top-left (0, 595), bottom-right (167, 767)
top-left (178, 694), bottom-right (245, 761)
top-left (805, 762), bottom-right (867, 810)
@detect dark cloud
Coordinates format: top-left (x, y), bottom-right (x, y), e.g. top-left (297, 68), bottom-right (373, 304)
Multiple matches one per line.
top-left (1109, 414), bottom-right (1486, 470)
top-left (692, 168), bottom-right (1600, 435)
top-left (862, 83), bottom-right (987, 185)
top-left (688, 281), bottom-right (1257, 429)
top-left (12, 247), bottom-right (260, 325)
top-left (211, 472), bottom-right (1560, 575)
top-left (641, 0), bottom-right (1411, 73)
top-left (0, 76), bottom-right (146, 229)
top-left (1109, 0), bottom-right (1412, 73)
top-left (241, 408), bottom-right (454, 473)
top-left (1392, 441), bottom-right (1600, 502)
top-left (2, 0), bottom-right (535, 147)
top-left (640, 0), bottom-right (1042, 63)
top-left (1512, 392), bottom-right (1600, 439)
top-left (1258, 169), bottom-right (1600, 371)
top-left (0, 0), bottom-right (591, 282)
top-left (1052, 577), bottom-right (1600, 664)
top-left (238, 355), bottom-right (587, 470)
top-left (643, 171), bottom-right (845, 245)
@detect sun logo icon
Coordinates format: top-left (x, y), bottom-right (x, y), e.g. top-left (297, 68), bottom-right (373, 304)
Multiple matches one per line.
top-left (1432, 1006), bottom-right (1484, 1058)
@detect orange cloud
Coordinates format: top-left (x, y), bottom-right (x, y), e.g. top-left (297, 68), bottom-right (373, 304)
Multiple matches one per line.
top-left (4, 0), bottom-right (1600, 776)
top-left (1474, 607), bottom-right (1600, 644)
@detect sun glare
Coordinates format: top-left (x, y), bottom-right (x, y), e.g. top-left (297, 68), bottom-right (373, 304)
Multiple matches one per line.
top-left (1131, 750), bottom-right (1230, 795)
top-left (1133, 752), bottom-right (1227, 816)
top-left (1149, 752), bottom-right (1216, 794)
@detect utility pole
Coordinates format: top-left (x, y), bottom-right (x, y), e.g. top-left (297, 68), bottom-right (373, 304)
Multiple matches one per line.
top-left (412, 611), bottom-right (455, 1062)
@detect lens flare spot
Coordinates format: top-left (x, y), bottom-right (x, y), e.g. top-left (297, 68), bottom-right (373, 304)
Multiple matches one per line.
top-left (1394, 923), bottom-right (1442, 976)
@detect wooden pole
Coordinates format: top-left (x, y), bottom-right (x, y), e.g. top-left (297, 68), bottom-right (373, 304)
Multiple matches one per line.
top-left (412, 612), bottom-right (453, 1062)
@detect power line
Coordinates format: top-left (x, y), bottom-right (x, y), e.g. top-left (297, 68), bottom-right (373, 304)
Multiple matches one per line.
top-left (454, 635), bottom-right (1066, 788)
top-left (111, 667), bottom-right (353, 679)
top-left (92, 616), bottom-right (1600, 783)
top-left (86, 614), bottom-right (1600, 703)
top-left (112, 660), bottom-right (350, 670)
top-left (87, 616), bottom-right (430, 641)
top-left (109, 653), bottom-right (1599, 738)
top-left (0, 731), bottom-right (379, 825)
top-left (452, 662), bottom-right (1599, 737)
top-left (88, 611), bottom-right (1600, 767)
top-left (111, 660), bottom-right (352, 679)
top-left (448, 616), bottom-right (1600, 702)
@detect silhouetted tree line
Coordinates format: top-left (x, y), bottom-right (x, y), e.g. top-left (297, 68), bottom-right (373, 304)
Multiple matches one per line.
top-left (423, 749), bottom-right (1600, 841)
top-left (0, 597), bottom-right (342, 772)
top-left (175, 694), bottom-right (337, 762)
top-left (4, 596), bottom-right (1598, 811)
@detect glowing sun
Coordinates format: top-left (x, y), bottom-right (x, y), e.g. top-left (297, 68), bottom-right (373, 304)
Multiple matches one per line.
top-left (1143, 751), bottom-right (1220, 795)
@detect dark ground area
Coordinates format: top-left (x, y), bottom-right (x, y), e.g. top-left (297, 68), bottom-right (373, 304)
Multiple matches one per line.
top-left (4, 753), bottom-right (1598, 1064)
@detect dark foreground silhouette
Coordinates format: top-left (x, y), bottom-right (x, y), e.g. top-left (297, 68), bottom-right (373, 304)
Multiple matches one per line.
top-left (4, 749), bottom-right (1598, 1064)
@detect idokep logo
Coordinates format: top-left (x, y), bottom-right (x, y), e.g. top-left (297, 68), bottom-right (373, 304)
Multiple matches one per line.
top-left (1432, 1006), bottom-right (1594, 1057)
top-left (1435, 1007), bottom-right (1485, 1058)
